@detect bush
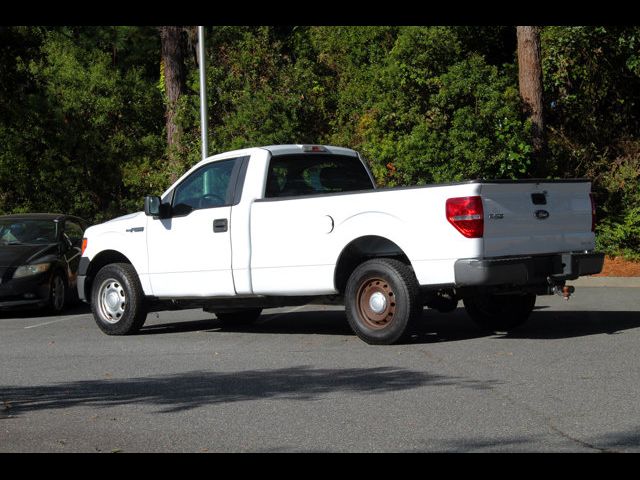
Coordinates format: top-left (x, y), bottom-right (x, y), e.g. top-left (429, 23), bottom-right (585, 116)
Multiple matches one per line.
top-left (593, 143), bottom-right (640, 260)
top-left (352, 52), bottom-right (533, 186)
top-left (542, 27), bottom-right (640, 259)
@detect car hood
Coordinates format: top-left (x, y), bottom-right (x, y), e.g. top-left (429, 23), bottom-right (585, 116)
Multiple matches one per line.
top-left (84, 211), bottom-right (145, 237)
top-left (103, 211), bottom-right (144, 225)
top-left (0, 243), bottom-right (58, 268)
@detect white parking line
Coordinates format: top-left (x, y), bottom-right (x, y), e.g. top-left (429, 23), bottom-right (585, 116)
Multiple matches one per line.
top-left (261, 304), bottom-right (308, 322)
top-left (24, 315), bottom-right (83, 329)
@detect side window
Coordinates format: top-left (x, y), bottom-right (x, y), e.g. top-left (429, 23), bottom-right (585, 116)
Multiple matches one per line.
top-left (265, 154), bottom-right (374, 198)
top-left (64, 221), bottom-right (84, 247)
top-left (172, 159), bottom-right (237, 215)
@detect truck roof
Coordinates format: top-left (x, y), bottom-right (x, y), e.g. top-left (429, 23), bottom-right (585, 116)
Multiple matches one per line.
top-left (260, 145), bottom-right (359, 157)
top-left (200, 145), bottom-right (359, 165)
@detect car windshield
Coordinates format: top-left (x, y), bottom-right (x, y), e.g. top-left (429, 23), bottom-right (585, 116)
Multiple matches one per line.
top-left (0, 219), bottom-right (58, 245)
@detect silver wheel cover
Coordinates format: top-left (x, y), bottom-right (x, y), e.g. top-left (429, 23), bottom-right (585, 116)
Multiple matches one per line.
top-left (97, 278), bottom-right (126, 324)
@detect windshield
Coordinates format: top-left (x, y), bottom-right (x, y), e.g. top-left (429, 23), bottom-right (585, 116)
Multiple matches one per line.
top-left (0, 219), bottom-right (58, 245)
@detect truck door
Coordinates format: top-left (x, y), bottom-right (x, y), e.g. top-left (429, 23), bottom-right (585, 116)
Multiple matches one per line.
top-left (250, 151), bottom-right (375, 295)
top-left (146, 156), bottom-right (246, 297)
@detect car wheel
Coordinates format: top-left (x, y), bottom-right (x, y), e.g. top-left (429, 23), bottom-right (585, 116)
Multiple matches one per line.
top-left (48, 272), bottom-right (66, 314)
top-left (463, 293), bottom-right (536, 332)
top-left (345, 258), bottom-right (421, 345)
top-left (91, 263), bottom-right (147, 335)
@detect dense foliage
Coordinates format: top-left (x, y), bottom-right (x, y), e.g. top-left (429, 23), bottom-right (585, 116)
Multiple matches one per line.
top-left (1, 26), bottom-right (639, 257)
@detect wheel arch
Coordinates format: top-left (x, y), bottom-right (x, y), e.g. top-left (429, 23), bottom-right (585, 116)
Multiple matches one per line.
top-left (333, 235), bottom-right (412, 294)
top-left (83, 250), bottom-right (135, 301)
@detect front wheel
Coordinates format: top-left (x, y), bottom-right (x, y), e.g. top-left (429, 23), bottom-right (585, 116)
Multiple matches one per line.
top-left (48, 272), bottom-right (67, 314)
top-left (345, 258), bottom-right (421, 345)
top-left (463, 293), bottom-right (536, 332)
top-left (91, 263), bottom-right (147, 335)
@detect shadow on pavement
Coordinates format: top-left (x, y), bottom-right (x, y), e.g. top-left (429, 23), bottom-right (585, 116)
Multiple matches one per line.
top-left (141, 310), bottom-right (353, 336)
top-left (0, 302), bottom-right (91, 319)
top-left (0, 365), bottom-right (502, 417)
top-left (138, 306), bottom-right (640, 344)
top-left (502, 309), bottom-right (640, 340)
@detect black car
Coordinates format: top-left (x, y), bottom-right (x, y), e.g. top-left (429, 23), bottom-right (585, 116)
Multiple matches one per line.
top-left (0, 213), bottom-right (89, 313)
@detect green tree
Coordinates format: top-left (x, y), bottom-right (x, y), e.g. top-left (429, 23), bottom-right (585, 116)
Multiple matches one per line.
top-left (542, 26), bottom-right (640, 259)
top-left (173, 26), bottom-right (334, 169)
top-left (0, 27), bottom-right (165, 222)
top-left (310, 26), bottom-right (532, 186)
top-left (1, 25), bottom-right (639, 260)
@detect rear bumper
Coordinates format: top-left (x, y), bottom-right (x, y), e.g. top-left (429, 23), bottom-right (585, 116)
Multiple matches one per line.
top-left (454, 251), bottom-right (605, 287)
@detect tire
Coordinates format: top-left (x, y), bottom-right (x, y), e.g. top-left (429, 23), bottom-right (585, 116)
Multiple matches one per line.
top-left (48, 271), bottom-right (66, 314)
top-left (345, 258), bottom-right (421, 345)
top-left (215, 308), bottom-right (263, 326)
top-left (463, 293), bottom-right (536, 332)
top-left (91, 263), bottom-right (147, 335)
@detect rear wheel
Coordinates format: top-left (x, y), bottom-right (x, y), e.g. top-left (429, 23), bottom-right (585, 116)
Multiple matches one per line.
top-left (345, 258), bottom-right (421, 345)
top-left (463, 293), bottom-right (536, 332)
top-left (91, 263), bottom-right (147, 335)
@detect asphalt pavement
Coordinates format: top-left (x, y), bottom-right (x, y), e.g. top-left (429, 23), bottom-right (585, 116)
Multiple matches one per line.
top-left (1, 279), bottom-right (640, 452)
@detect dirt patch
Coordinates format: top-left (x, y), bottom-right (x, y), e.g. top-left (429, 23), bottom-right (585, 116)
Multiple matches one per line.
top-left (594, 256), bottom-right (640, 277)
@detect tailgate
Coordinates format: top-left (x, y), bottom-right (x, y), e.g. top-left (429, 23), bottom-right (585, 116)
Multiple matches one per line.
top-left (480, 181), bottom-right (595, 258)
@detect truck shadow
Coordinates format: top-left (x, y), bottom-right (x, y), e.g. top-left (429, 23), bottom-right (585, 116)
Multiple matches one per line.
top-left (500, 309), bottom-right (640, 340)
top-left (412, 308), bottom-right (640, 343)
top-left (141, 310), bottom-right (354, 336)
top-left (140, 306), bottom-right (640, 343)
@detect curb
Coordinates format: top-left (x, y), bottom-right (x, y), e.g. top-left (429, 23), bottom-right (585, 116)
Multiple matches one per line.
top-left (568, 276), bottom-right (640, 288)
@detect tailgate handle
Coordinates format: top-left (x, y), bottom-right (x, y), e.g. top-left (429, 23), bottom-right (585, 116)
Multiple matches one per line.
top-left (531, 193), bottom-right (547, 205)
top-left (213, 218), bottom-right (228, 233)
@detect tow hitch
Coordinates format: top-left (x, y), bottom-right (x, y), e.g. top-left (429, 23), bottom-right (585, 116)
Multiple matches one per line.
top-left (548, 278), bottom-right (575, 301)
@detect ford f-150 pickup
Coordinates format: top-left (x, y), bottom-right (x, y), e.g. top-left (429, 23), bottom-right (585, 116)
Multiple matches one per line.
top-left (78, 144), bottom-right (604, 344)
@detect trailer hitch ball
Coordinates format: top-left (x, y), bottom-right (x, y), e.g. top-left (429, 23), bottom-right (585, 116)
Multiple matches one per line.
top-left (561, 285), bottom-right (575, 301)
top-left (550, 282), bottom-right (575, 300)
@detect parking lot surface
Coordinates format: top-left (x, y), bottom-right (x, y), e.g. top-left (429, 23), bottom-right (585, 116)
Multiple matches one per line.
top-left (2, 285), bottom-right (640, 452)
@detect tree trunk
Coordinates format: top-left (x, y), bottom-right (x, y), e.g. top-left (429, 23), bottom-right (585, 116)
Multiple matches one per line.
top-left (517, 26), bottom-right (545, 165)
top-left (159, 26), bottom-right (186, 152)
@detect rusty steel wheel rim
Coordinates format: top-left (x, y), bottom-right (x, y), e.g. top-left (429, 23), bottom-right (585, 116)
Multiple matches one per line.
top-left (356, 277), bottom-right (397, 329)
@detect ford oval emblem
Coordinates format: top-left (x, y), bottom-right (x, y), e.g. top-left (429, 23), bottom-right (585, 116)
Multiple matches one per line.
top-left (535, 209), bottom-right (550, 220)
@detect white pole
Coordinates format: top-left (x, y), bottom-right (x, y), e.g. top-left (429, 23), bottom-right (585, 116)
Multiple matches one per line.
top-left (198, 26), bottom-right (208, 160)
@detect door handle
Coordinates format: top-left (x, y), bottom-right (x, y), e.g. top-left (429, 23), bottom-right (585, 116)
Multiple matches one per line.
top-left (213, 218), bottom-right (228, 233)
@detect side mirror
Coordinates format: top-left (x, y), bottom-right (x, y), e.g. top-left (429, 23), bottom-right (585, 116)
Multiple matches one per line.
top-left (144, 196), bottom-right (161, 217)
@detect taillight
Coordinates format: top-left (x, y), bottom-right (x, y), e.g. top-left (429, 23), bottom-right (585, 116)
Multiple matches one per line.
top-left (446, 196), bottom-right (484, 238)
top-left (589, 193), bottom-right (596, 233)
top-left (81, 238), bottom-right (88, 255)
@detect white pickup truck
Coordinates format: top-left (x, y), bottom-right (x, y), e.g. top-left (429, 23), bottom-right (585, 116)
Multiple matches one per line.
top-left (78, 144), bottom-right (603, 344)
